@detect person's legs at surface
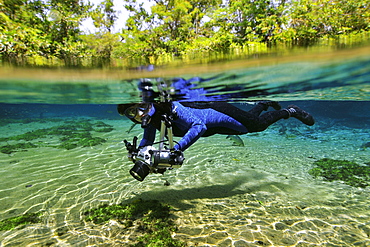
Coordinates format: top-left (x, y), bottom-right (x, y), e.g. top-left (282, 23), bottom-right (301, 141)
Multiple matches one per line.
top-left (243, 105), bottom-right (315, 132)
top-left (199, 101), bottom-right (314, 133)
top-left (284, 105), bottom-right (315, 126)
top-left (248, 101), bottom-right (282, 116)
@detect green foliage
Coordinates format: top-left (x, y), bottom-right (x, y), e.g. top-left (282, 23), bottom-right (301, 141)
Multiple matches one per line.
top-left (309, 158), bottom-right (370, 188)
top-left (0, 0), bottom-right (90, 66)
top-left (90, 0), bottom-right (117, 32)
top-left (112, 0), bottom-right (370, 66)
top-left (0, 212), bottom-right (42, 231)
top-left (80, 31), bottom-right (121, 67)
top-left (276, 0), bottom-right (370, 44)
top-left (211, 0), bottom-right (288, 43)
top-left (84, 199), bottom-right (186, 247)
top-left (0, 0), bottom-right (369, 67)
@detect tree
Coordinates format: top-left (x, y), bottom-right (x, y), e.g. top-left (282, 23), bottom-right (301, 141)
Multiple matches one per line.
top-left (209, 0), bottom-right (288, 43)
top-left (120, 0), bottom-right (221, 62)
top-left (283, 0), bottom-right (370, 45)
top-left (0, 0), bottom-right (91, 66)
top-left (90, 0), bottom-right (117, 32)
top-left (48, 0), bottom-right (89, 43)
top-left (0, 0), bottom-right (51, 64)
top-left (1, 0), bottom-right (369, 67)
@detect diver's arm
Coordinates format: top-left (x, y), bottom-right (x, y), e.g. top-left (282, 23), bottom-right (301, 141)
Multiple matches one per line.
top-left (171, 104), bottom-right (206, 151)
top-left (139, 124), bottom-right (156, 147)
top-left (174, 122), bottom-right (207, 151)
top-left (171, 102), bottom-right (207, 151)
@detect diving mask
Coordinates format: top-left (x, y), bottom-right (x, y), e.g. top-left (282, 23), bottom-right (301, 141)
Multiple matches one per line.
top-left (124, 103), bottom-right (153, 124)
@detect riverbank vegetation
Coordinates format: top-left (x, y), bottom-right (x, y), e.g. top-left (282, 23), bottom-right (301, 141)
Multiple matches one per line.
top-left (1, 0), bottom-right (369, 68)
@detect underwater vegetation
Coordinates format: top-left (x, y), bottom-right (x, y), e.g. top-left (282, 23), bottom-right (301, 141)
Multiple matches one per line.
top-left (309, 158), bottom-right (370, 188)
top-left (0, 212), bottom-right (42, 231)
top-left (0, 119), bottom-right (114, 154)
top-left (84, 199), bottom-right (185, 247)
top-left (0, 142), bottom-right (37, 154)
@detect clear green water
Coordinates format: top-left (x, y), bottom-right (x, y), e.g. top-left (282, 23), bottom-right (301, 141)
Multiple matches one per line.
top-left (0, 46), bottom-right (369, 246)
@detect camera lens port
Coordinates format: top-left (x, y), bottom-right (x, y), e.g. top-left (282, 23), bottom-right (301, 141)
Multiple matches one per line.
top-left (129, 160), bottom-right (150, 181)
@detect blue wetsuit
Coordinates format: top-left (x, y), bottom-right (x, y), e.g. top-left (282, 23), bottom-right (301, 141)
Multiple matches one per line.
top-left (120, 77), bottom-right (312, 153)
top-left (140, 102), bottom-right (248, 151)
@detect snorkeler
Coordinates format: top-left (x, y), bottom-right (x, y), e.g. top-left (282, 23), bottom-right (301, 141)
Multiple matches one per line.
top-left (117, 101), bottom-right (314, 152)
top-left (118, 78), bottom-right (314, 181)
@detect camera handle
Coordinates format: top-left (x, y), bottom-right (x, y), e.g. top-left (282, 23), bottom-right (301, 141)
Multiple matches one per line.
top-left (159, 114), bottom-right (175, 151)
top-left (124, 136), bottom-right (139, 161)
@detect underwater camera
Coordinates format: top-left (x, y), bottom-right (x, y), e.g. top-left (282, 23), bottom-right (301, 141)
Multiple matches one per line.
top-left (124, 139), bottom-right (184, 181)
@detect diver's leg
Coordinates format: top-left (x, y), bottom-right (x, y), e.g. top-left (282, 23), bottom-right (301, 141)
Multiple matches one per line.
top-left (246, 110), bottom-right (289, 132)
top-left (203, 102), bottom-right (313, 133)
top-left (247, 103), bottom-right (265, 116)
top-left (248, 101), bottom-right (282, 116)
top-left (247, 105), bottom-right (315, 132)
top-left (284, 105), bottom-right (315, 126)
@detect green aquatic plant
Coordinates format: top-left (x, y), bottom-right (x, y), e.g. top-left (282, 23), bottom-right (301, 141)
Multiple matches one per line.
top-left (84, 199), bottom-right (185, 247)
top-left (93, 121), bottom-right (115, 132)
top-left (0, 120), bottom-right (114, 153)
top-left (57, 131), bottom-right (106, 149)
top-left (309, 158), bottom-right (370, 188)
top-left (78, 137), bottom-right (107, 147)
top-left (0, 142), bottom-right (37, 154)
top-left (94, 127), bottom-right (115, 132)
top-left (135, 227), bottom-right (185, 247)
top-left (0, 212), bottom-right (42, 231)
top-left (0, 129), bottom-right (46, 142)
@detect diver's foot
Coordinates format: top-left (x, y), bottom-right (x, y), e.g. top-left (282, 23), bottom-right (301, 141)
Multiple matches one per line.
top-left (285, 105), bottom-right (315, 126)
top-left (260, 101), bottom-right (282, 111)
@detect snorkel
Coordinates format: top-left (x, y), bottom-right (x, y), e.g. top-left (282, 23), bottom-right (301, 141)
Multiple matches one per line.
top-left (141, 104), bottom-right (155, 128)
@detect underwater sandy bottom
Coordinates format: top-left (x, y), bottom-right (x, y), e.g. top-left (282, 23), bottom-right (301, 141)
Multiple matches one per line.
top-left (0, 117), bottom-right (369, 247)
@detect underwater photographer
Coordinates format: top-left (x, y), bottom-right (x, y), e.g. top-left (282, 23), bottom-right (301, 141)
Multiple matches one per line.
top-left (118, 78), bottom-right (315, 182)
top-left (120, 101), bottom-right (185, 182)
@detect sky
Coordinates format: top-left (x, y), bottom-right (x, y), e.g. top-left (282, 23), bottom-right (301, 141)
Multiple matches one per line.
top-left (80, 0), bottom-right (154, 33)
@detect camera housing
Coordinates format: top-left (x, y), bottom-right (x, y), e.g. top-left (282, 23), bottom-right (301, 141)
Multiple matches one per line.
top-left (129, 146), bottom-right (184, 181)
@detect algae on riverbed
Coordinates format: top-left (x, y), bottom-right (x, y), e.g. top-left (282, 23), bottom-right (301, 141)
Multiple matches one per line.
top-left (84, 199), bottom-right (185, 247)
top-left (0, 119), bottom-right (114, 154)
top-left (309, 158), bottom-right (370, 188)
top-left (0, 212), bottom-right (42, 231)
